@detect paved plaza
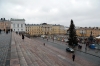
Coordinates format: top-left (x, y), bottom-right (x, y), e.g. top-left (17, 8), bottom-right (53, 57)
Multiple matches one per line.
top-left (0, 32), bottom-right (99, 66)
top-left (10, 32), bottom-right (99, 66)
top-left (0, 32), bottom-right (11, 66)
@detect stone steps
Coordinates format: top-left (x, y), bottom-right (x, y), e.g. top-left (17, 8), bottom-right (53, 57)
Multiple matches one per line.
top-left (25, 38), bottom-right (64, 66)
top-left (10, 34), bottom-right (20, 66)
top-left (10, 32), bottom-right (97, 66)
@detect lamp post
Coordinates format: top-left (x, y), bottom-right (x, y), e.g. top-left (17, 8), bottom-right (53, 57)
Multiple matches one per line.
top-left (89, 31), bottom-right (93, 44)
top-left (80, 30), bottom-right (85, 44)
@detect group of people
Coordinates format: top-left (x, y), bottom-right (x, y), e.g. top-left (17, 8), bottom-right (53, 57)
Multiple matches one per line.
top-left (15, 32), bottom-right (25, 41)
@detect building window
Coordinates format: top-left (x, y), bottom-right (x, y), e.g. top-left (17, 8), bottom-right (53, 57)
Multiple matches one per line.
top-left (13, 24), bottom-right (15, 27)
top-left (21, 24), bottom-right (23, 27)
top-left (14, 29), bottom-right (15, 31)
top-left (21, 29), bottom-right (23, 31)
top-left (17, 24), bottom-right (19, 27)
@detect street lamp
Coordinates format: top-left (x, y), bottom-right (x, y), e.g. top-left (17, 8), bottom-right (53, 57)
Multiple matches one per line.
top-left (80, 30), bottom-right (86, 44)
top-left (89, 31), bottom-right (93, 43)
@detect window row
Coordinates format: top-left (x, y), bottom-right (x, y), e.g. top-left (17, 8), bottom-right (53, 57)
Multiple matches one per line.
top-left (13, 24), bottom-right (24, 27)
top-left (13, 29), bottom-right (23, 31)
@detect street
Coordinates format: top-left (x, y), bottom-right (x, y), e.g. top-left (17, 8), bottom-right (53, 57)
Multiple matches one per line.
top-left (34, 37), bottom-right (100, 66)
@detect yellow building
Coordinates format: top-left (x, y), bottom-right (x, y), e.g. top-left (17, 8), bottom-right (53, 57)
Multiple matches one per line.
top-left (0, 18), bottom-right (11, 31)
top-left (26, 24), bottom-right (41, 36)
top-left (25, 23), bottom-right (67, 36)
top-left (52, 24), bottom-right (66, 35)
top-left (76, 27), bottom-right (100, 37)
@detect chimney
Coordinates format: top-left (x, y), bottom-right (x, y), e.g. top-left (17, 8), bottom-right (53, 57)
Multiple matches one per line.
top-left (4, 18), bottom-right (5, 20)
top-left (1, 18), bottom-right (2, 20)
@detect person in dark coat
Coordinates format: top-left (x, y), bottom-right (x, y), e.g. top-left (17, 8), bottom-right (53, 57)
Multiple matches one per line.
top-left (0, 29), bottom-right (1, 34)
top-left (47, 38), bottom-right (48, 41)
top-left (22, 34), bottom-right (24, 41)
top-left (72, 54), bottom-right (75, 61)
top-left (44, 43), bottom-right (45, 46)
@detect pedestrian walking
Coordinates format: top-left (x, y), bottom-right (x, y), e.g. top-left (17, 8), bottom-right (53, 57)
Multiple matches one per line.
top-left (22, 34), bottom-right (24, 41)
top-left (47, 38), bottom-right (48, 41)
top-left (72, 54), bottom-right (75, 61)
top-left (44, 43), bottom-right (45, 46)
top-left (85, 47), bottom-right (87, 52)
top-left (0, 29), bottom-right (1, 34)
top-left (53, 38), bottom-right (54, 42)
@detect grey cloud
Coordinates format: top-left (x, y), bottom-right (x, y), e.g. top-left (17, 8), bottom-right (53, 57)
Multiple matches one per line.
top-left (0, 0), bottom-right (100, 27)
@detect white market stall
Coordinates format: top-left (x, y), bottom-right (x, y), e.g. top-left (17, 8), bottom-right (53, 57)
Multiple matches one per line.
top-left (96, 36), bottom-right (100, 44)
top-left (95, 36), bottom-right (100, 49)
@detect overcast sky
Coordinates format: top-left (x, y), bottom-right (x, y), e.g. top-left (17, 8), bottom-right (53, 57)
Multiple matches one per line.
top-left (0, 0), bottom-right (100, 27)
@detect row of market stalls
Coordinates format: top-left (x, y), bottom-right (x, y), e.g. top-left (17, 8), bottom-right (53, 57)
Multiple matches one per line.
top-left (90, 36), bottom-right (100, 49)
top-left (96, 36), bottom-right (100, 44)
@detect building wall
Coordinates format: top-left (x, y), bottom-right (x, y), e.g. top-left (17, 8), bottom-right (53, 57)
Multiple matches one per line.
top-left (52, 25), bottom-right (66, 35)
top-left (26, 24), bottom-right (41, 36)
top-left (0, 18), bottom-right (11, 31)
top-left (10, 18), bottom-right (25, 32)
top-left (25, 23), bottom-right (67, 36)
top-left (76, 27), bottom-right (100, 37)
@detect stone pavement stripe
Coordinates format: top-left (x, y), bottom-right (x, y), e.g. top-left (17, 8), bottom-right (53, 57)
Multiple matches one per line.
top-left (25, 43), bottom-right (54, 66)
top-left (20, 45), bottom-right (33, 66)
top-left (24, 36), bottom-right (61, 64)
top-left (25, 40), bottom-right (58, 66)
top-left (10, 33), bottom-right (20, 66)
top-left (10, 59), bottom-right (20, 66)
top-left (37, 49), bottom-right (57, 66)
top-left (24, 44), bottom-right (47, 66)
top-left (27, 50), bottom-right (44, 66)
top-left (11, 32), bottom-right (98, 66)
top-left (38, 46), bottom-right (65, 66)
top-left (14, 33), bottom-right (28, 66)
top-left (29, 39), bottom-right (70, 66)
top-left (33, 39), bottom-right (74, 66)
top-left (33, 39), bottom-right (96, 66)
top-left (46, 43), bottom-right (96, 66)
top-left (25, 42), bottom-right (41, 66)
top-left (15, 41), bottom-right (28, 66)
top-left (14, 34), bottom-right (40, 66)
top-left (22, 37), bottom-right (52, 65)
top-left (28, 38), bottom-right (76, 65)
top-left (23, 41), bottom-right (45, 66)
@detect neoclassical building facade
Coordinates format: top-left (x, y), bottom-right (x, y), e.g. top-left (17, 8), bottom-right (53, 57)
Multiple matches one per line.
top-left (10, 18), bottom-right (26, 33)
top-left (26, 23), bottom-right (67, 36)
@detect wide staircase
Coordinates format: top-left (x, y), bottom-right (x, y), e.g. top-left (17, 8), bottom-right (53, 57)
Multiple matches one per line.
top-left (10, 32), bottom-right (96, 66)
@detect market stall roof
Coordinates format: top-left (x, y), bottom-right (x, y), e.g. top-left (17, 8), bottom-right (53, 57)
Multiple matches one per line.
top-left (96, 36), bottom-right (100, 39)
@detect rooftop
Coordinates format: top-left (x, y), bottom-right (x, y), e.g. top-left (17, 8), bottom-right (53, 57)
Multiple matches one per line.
top-left (10, 18), bottom-right (25, 21)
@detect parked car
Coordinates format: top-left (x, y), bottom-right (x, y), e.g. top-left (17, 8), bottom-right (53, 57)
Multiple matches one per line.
top-left (54, 37), bottom-right (56, 40)
top-left (64, 39), bottom-right (68, 43)
top-left (66, 47), bottom-right (74, 52)
top-left (89, 44), bottom-right (97, 49)
top-left (41, 35), bottom-right (46, 38)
